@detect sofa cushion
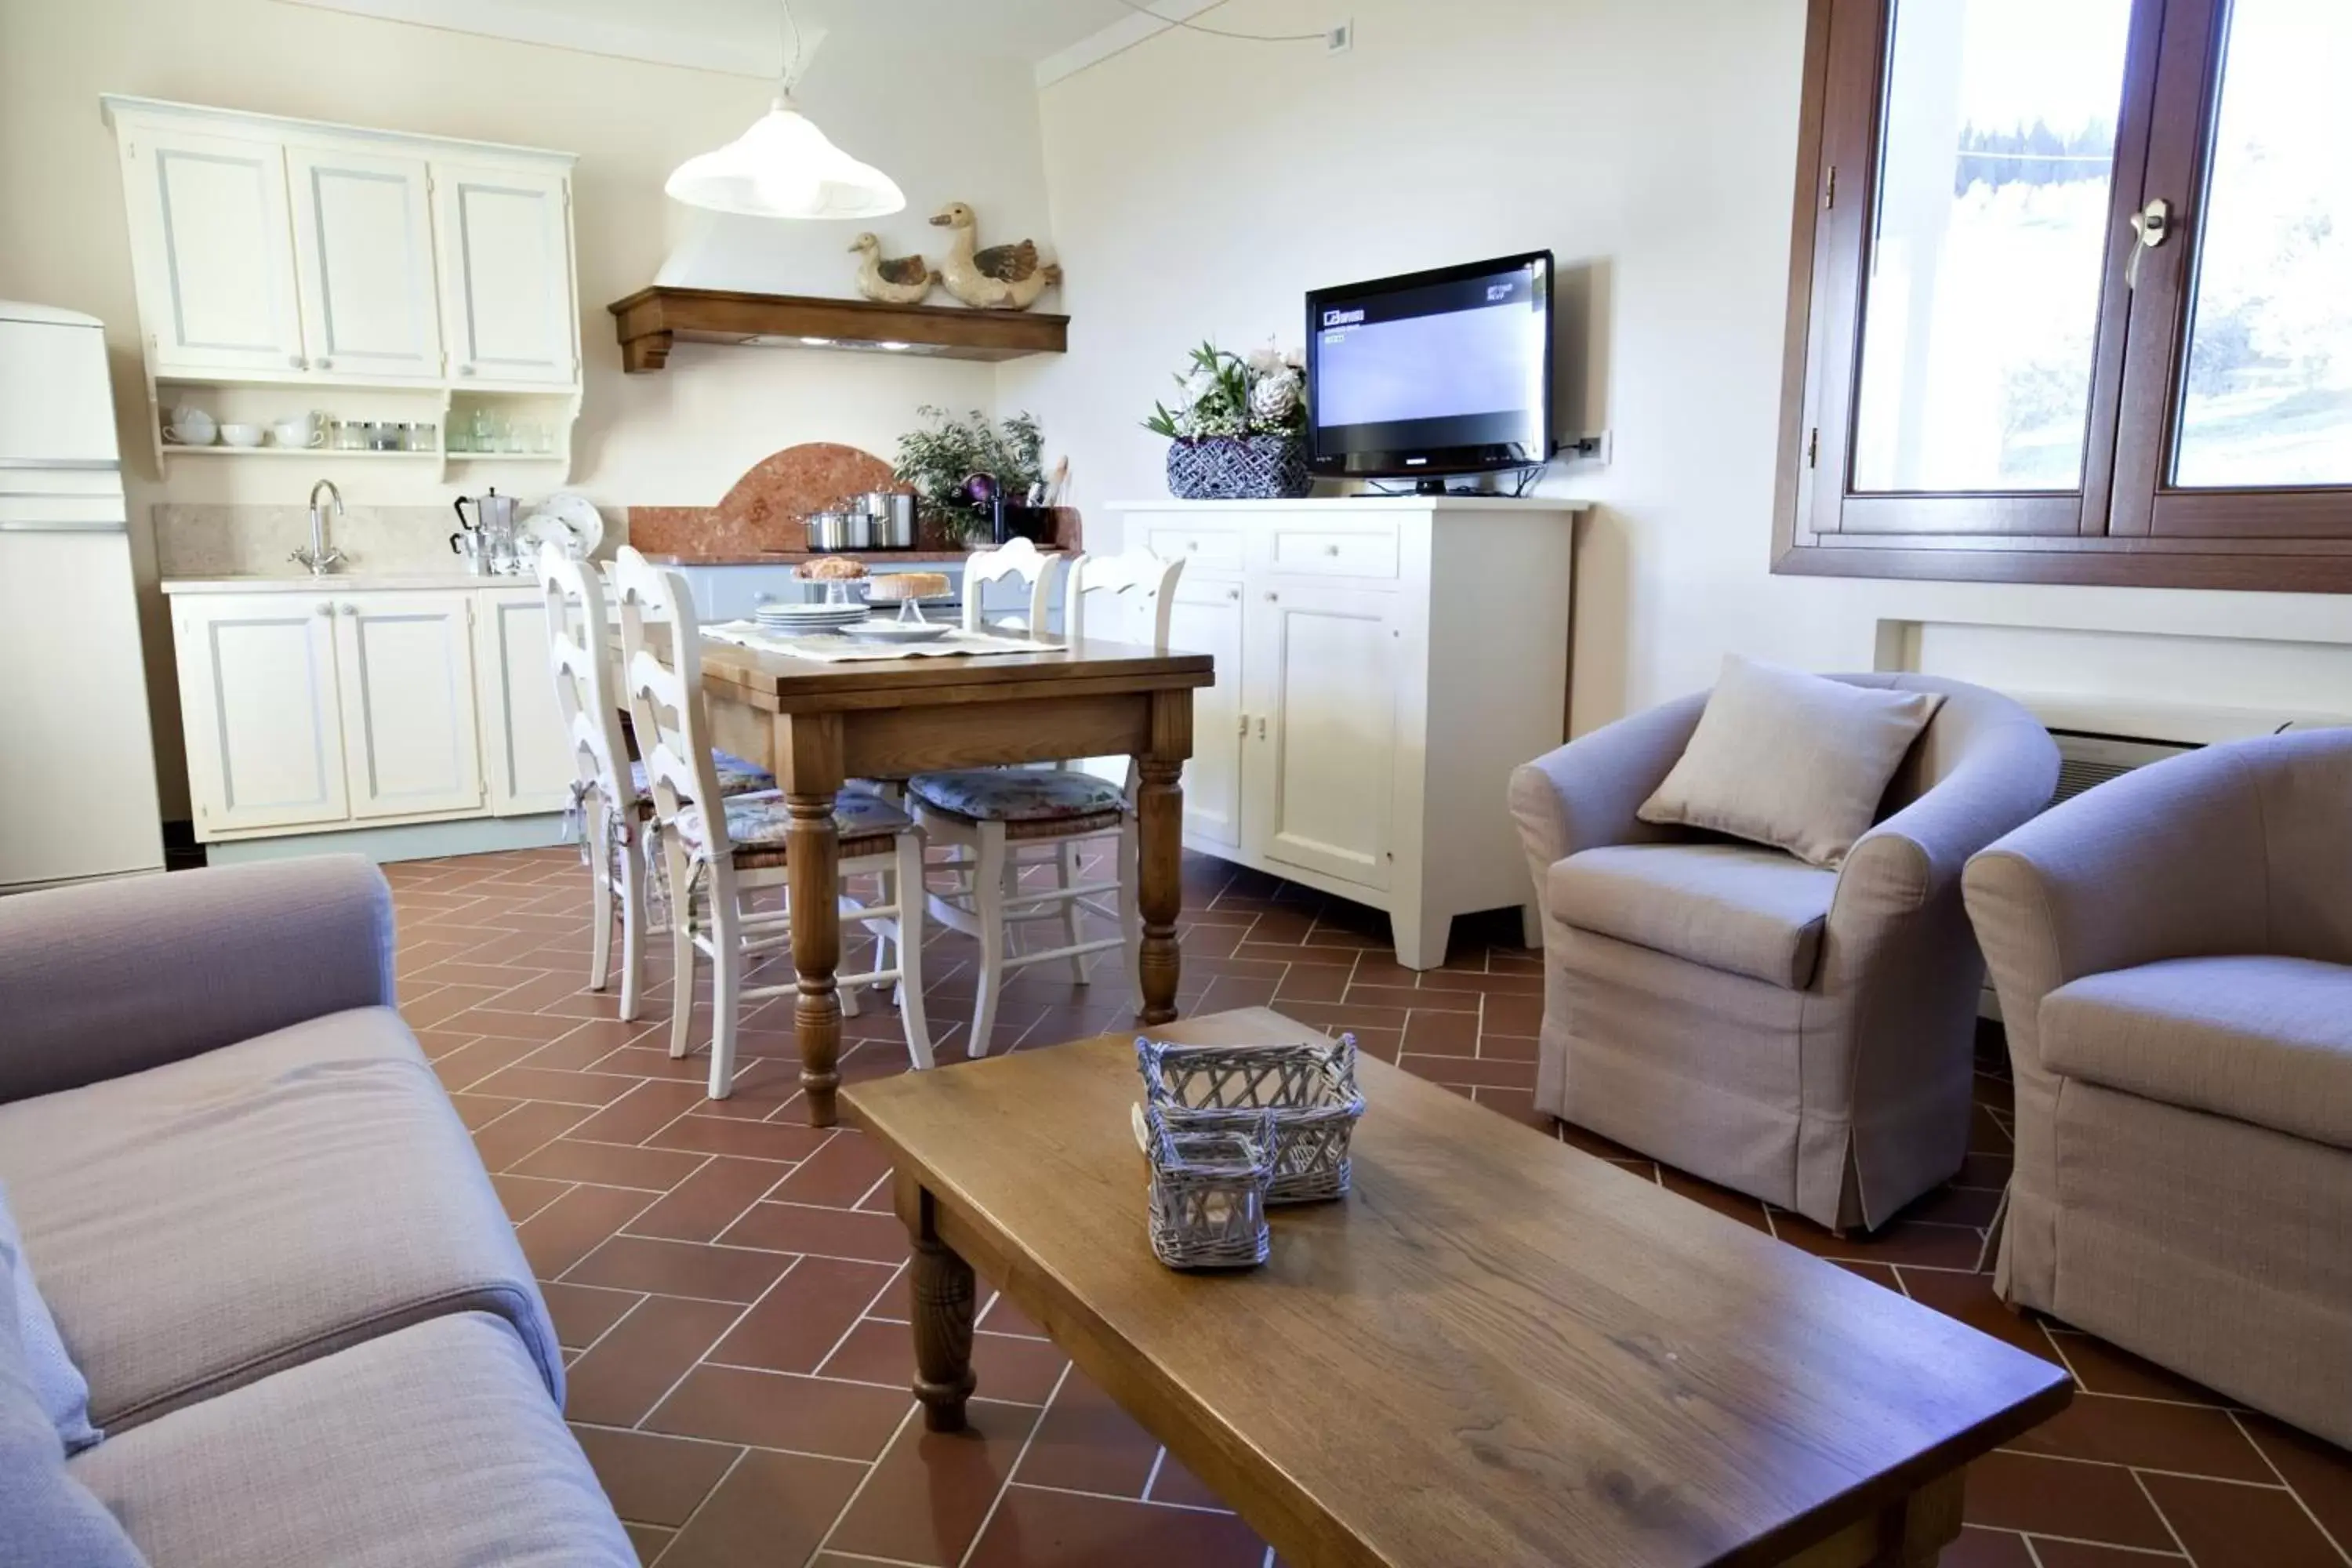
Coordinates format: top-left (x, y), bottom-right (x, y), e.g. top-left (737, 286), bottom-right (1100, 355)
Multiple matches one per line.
top-left (0, 1212), bottom-right (145, 1567)
top-left (71, 1312), bottom-right (631, 1568)
top-left (2043, 955), bottom-right (2352, 1150)
top-left (1637, 655), bottom-right (1943, 869)
top-left (0, 1008), bottom-right (559, 1433)
top-left (1548, 842), bottom-right (1838, 989)
top-left (0, 1182), bottom-right (99, 1453)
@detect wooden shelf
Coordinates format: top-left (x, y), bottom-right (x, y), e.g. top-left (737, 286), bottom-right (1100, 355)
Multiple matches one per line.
top-left (606, 286), bottom-right (1067, 373)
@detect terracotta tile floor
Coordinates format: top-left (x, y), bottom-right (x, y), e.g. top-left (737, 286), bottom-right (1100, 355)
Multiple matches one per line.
top-left (383, 845), bottom-right (2352, 1568)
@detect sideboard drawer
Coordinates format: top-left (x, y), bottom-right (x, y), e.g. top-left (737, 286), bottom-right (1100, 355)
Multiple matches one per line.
top-left (1142, 523), bottom-right (1247, 572)
top-left (1269, 524), bottom-right (1400, 580)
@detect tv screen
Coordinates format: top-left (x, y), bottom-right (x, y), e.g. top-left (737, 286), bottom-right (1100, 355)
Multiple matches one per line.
top-left (1305, 251), bottom-right (1553, 481)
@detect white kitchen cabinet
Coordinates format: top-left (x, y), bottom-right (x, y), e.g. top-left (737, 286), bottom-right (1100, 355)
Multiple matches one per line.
top-left (475, 589), bottom-right (573, 815)
top-left (434, 161), bottom-right (576, 387)
top-left (172, 593), bottom-right (348, 833)
top-left (101, 97), bottom-right (582, 474)
top-left (1166, 576), bottom-right (1247, 850)
top-left (286, 145), bottom-right (443, 381)
top-left (334, 592), bottom-right (483, 820)
top-left (166, 580), bottom-right (570, 844)
top-left (115, 127), bottom-right (306, 377)
top-left (1245, 582), bottom-right (1403, 892)
top-left (1111, 497), bottom-right (1582, 969)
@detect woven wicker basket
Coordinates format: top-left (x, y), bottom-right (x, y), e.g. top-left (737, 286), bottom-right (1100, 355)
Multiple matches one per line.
top-left (1142, 1106), bottom-right (1276, 1271)
top-left (1136, 1034), bottom-right (1366, 1204)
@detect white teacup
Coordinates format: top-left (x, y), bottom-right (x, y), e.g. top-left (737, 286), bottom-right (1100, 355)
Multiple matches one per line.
top-left (270, 416), bottom-right (323, 448)
top-left (163, 405), bottom-right (216, 445)
top-left (218, 423), bottom-right (265, 448)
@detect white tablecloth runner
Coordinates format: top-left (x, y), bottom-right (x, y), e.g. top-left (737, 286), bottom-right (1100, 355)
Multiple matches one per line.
top-left (703, 620), bottom-right (1051, 663)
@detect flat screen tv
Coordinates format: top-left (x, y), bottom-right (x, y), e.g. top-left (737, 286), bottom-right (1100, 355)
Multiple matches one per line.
top-left (1305, 250), bottom-right (1554, 485)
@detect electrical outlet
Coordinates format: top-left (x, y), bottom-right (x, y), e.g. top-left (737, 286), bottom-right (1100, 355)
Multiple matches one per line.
top-left (1562, 430), bottom-right (1612, 465)
top-left (1327, 20), bottom-right (1354, 53)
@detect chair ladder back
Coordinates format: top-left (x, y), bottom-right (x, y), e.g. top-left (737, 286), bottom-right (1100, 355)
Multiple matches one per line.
top-left (962, 536), bottom-right (1069, 635)
top-left (537, 546), bottom-right (633, 815)
top-left (611, 547), bottom-right (731, 854)
top-left (1069, 550), bottom-right (1185, 652)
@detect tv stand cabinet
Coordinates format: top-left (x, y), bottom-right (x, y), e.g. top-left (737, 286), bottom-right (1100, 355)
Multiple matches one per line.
top-left (1106, 495), bottom-right (1582, 969)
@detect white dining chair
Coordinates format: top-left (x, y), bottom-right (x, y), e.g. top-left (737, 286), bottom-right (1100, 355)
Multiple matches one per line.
top-left (539, 546), bottom-right (649, 1020)
top-left (961, 535), bottom-right (1065, 634)
top-left (611, 546), bottom-right (933, 1098)
top-left (907, 549), bottom-right (1185, 1057)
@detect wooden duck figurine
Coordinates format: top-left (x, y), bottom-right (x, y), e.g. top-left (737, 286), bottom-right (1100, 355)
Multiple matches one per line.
top-left (929, 201), bottom-right (1062, 311)
top-left (849, 232), bottom-right (938, 305)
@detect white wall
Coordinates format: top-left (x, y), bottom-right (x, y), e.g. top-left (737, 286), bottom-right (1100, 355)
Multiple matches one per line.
top-left (0, 0), bottom-right (1053, 812)
top-left (1007, 0), bottom-right (2352, 735)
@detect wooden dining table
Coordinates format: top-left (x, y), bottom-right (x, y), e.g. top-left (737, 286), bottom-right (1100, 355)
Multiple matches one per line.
top-left (695, 634), bottom-right (1216, 1127)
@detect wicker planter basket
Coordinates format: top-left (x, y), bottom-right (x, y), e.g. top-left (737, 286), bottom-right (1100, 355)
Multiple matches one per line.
top-left (1135, 1034), bottom-right (1366, 1205)
top-left (1142, 1106), bottom-right (1276, 1271)
top-left (1164, 434), bottom-right (1312, 501)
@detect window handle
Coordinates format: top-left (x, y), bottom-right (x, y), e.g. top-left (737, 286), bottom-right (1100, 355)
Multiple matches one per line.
top-left (2125, 198), bottom-right (2173, 290)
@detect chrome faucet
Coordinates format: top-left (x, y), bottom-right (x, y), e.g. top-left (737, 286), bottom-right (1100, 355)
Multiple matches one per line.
top-left (292, 479), bottom-right (347, 575)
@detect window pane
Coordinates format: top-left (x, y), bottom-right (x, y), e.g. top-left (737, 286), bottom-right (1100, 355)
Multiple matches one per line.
top-left (2172, 0), bottom-right (2352, 488)
top-left (1851, 0), bottom-right (2132, 492)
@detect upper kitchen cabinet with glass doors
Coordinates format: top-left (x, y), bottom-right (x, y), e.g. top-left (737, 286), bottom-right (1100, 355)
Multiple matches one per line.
top-left (100, 96), bottom-right (581, 481)
top-left (1775, 0), bottom-right (2352, 590)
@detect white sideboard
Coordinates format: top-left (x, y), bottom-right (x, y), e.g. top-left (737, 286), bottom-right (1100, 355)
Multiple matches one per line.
top-left (1106, 497), bottom-right (1581, 969)
top-left (163, 577), bottom-right (570, 847)
top-left (101, 96), bottom-right (581, 480)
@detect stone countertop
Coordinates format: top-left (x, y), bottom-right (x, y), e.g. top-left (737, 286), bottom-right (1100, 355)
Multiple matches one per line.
top-left (160, 571), bottom-right (532, 594)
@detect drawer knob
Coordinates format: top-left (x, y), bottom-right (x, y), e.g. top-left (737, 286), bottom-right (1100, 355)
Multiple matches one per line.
top-left (289, 355), bottom-right (306, 369)
top-left (314, 601), bottom-right (332, 616)
top-left (1325, 543), bottom-right (1341, 555)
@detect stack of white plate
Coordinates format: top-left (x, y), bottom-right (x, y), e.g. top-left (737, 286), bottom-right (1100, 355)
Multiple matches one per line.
top-left (754, 602), bottom-right (868, 635)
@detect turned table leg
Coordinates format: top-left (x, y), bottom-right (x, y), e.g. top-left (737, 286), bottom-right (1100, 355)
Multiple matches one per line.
top-left (779, 713), bottom-right (845, 1127)
top-left (1135, 690), bottom-right (1191, 1029)
top-left (904, 1185), bottom-right (975, 1432)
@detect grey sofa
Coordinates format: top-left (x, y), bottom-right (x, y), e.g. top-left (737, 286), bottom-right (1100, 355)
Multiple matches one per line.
top-left (0, 856), bottom-right (633, 1565)
top-left (1509, 674), bottom-right (2057, 1231)
top-left (1964, 728), bottom-right (2352, 1448)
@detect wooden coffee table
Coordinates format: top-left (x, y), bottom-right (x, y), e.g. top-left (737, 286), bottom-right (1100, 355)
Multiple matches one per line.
top-left (844, 1008), bottom-right (2072, 1568)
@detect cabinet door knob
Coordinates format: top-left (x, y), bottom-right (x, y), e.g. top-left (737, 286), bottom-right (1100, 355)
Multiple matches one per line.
top-left (340, 602), bottom-right (358, 616)
top-left (1324, 543), bottom-right (1341, 556)
top-left (1226, 587), bottom-right (1240, 601)
top-left (314, 601), bottom-right (332, 616)
top-left (1236, 712), bottom-right (1250, 735)
top-left (315, 357), bottom-right (332, 371)
top-left (458, 363), bottom-right (476, 376)
top-left (1188, 539), bottom-right (1200, 550)
top-left (1264, 591), bottom-right (1278, 602)
top-left (1256, 717), bottom-right (1269, 740)
top-left (289, 355), bottom-right (306, 369)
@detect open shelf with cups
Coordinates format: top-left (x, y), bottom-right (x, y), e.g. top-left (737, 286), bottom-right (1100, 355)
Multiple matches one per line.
top-left (151, 375), bottom-right (576, 484)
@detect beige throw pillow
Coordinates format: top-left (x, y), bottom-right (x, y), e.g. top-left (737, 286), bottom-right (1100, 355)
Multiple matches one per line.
top-left (1638, 656), bottom-right (1943, 869)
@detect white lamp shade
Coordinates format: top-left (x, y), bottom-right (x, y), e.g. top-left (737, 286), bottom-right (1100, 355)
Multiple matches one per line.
top-left (665, 101), bottom-right (905, 221)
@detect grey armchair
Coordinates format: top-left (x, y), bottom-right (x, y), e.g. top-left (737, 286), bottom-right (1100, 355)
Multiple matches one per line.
top-left (1508, 674), bottom-right (2056, 1231)
top-left (1963, 728), bottom-right (2352, 1447)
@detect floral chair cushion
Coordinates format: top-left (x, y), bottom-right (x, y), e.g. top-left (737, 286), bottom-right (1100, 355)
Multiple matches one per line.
top-left (674, 788), bottom-right (912, 866)
top-left (630, 748), bottom-right (774, 801)
top-left (907, 768), bottom-right (1127, 825)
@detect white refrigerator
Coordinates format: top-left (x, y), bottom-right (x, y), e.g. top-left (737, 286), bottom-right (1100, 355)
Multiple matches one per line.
top-left (0, 301), bottom-right (165, 891)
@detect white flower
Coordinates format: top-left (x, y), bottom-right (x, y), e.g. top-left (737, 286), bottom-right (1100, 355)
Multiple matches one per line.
top-left (1249, 375), bottom-right (1300, 423)
top-left (1176, 368), bottom-right (1218, 411)
top-left (1247, 343), bottom-right (1288, 378)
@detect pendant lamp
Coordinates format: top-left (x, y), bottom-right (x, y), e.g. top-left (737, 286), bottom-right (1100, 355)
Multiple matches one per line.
top-left (664, 4), bottom-right (904, 221)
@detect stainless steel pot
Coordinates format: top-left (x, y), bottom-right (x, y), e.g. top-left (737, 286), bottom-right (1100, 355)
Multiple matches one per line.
top-left (804, 510), bottom-right (858, 550)
top-left (864, 491), bottom-right (916, 549)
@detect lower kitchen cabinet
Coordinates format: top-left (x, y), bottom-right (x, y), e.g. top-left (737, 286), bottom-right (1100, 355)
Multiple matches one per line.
top-left (334, 591), bottom-right (483, 820)
top-left (1111, 496), bottom-right (1581, 970)
top-left (169, 580), bottom-right (567, 844)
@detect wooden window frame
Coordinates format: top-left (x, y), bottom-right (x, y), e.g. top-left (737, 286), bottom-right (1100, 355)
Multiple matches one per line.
top-left (1773, 0), bottom-right (2352, 592)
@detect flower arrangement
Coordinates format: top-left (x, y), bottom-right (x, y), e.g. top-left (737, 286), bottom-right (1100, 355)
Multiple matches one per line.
top-left (1145, 342), bottom-right (1312, 500)
top-left (1145, 342), bottom-right (1307, 442)
top-left (893, 405), bottom-right (1044, 543)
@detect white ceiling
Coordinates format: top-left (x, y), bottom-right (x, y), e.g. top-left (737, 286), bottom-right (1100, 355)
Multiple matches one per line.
top-left (279, 0), bottom-right (1152, 75)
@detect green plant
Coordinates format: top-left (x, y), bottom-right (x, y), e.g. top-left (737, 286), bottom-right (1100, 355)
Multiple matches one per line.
top-left (892, 406), bottom-right (1045, 543)
top-left (1145, 340), bottom-right (1306, 443)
